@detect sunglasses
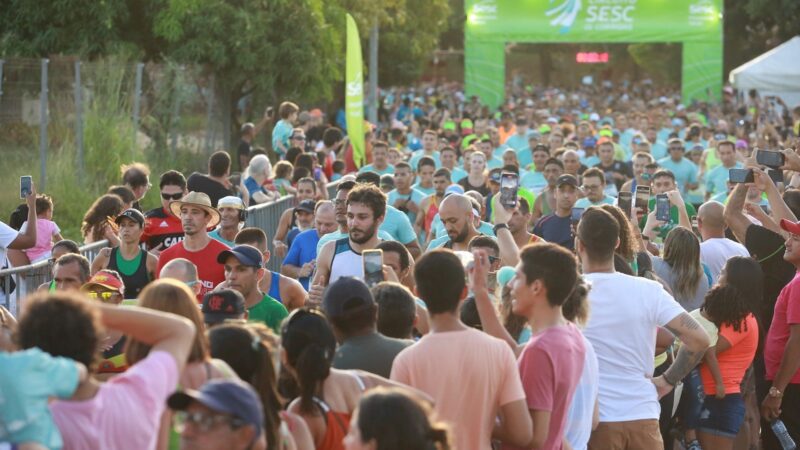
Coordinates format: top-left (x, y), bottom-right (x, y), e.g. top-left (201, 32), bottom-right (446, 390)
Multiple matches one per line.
top-left (488, 255), bottom-right (500, 265)
top-left (87, 291), bottom-right (120, 302)
top-left (161, 192), bottom-right (184, 200)
top-left (292, 136), bottom-right (307, 141)
top-left (173, 411), bottom-right (245, 434)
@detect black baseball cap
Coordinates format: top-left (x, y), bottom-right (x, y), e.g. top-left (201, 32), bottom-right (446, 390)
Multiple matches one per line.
top-left (488, 168), bottom-right (503, 184)
top-left (217, 245), bottom-right (263, 268)
top-left (380, 174), bottom-right (395, 189)
top-left (556, 174), bottom-right (579, 188)
top-left (115, 208), bottom-right (145, 227)
top-left (322, 277), bottom-right (375, 319)
top-left (202, 289), bottom-right (246, 325)
top-left (295, 199), bottom-right (316, 214)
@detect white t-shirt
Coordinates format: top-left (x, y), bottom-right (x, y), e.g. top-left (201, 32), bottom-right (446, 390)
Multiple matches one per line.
top-left (700, 237), bottom-right (750, 284)
top-left (565, 335), bottom-right (599, 450)
top-left (582, 272), bottom-right (685, 422)
top-left (0, 221), bottom-right (19, 268)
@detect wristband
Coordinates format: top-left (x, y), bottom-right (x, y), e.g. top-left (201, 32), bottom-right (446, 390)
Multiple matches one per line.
top-left (493, 223), bottom-right (509, 234)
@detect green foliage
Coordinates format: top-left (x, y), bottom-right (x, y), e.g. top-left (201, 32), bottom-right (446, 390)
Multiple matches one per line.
top-left (627, 44), bottom-right (681, 85)
top-left (723, 0), bottom-right (800, 75)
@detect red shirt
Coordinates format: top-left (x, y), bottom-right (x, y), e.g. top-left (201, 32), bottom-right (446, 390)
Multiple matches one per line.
top-left (156, 238), bottom-right (230, 302)
top-left (765, 271), bottom-right (800, 384)
top-left (141, 207), bottom-right (184, 251)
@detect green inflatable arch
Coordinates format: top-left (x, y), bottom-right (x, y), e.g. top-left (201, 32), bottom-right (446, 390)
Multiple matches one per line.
top-left (465, 0), bottom-right (723, 106)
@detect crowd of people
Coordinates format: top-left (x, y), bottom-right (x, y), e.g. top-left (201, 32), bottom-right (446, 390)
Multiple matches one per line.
top-left (1, 79), bottom-right (800, 450)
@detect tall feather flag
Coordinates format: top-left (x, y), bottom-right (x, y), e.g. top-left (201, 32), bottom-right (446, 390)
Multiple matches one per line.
top-left (345, 13), bottom-right (365, 167)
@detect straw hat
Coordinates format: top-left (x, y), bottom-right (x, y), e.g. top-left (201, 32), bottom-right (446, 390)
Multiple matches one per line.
top-left (169, 191), bottom-right (221, 228)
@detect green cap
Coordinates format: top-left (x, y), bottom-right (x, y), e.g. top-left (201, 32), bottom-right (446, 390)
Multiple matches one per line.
top-left (461, 119), bottom-right (474, 129)
top-left (538, 124), bottom-right (551, 134)
top-left (443, 120), bottom-right (456, 131)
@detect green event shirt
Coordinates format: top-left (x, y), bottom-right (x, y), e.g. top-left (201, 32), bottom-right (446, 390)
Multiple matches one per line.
top-left (247, 295), bottom-right (289, 333)
top-left (640, 198), bottom-right (697, 240)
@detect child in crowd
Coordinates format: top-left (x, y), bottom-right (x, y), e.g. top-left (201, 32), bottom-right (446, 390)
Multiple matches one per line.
top-left (0, 307), bottom-right (87, 450)
top-left (332, 160), bottom-right (346, 181)
top-left (21, 195), bottom-right (63, 263)
top-left (273, 161), bottom-right (296, 196)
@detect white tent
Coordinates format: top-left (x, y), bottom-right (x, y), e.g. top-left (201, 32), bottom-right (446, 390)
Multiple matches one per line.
top-left (730, 36), bottom-right (800, 108)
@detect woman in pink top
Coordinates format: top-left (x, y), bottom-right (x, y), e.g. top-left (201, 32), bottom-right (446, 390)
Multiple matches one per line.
top-left (697, 278), bottom-right (760, 450)
top-left (21, 194), bottom-right (63, 263)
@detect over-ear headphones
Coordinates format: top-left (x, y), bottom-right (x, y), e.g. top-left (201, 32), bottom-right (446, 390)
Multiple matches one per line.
top-left (240, 208), bottom-right (248, 223)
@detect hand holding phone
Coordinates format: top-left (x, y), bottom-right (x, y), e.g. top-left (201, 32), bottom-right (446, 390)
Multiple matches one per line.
top-left (729, 168), bottom-right (755, 184)
top-left (20, 176), bottom-right (33, 199)
top-left (499, 172), bottom-right (519, 208)
top-left (617, 191), bottom-right (633, 217)
top-left (635, 186), bottom-right (651, 212)
top-left (655, 194), bottom-right (671, 222)
top-left (756, 150), bottom-right (785, 168)
top-left (362, 249), bottom-right (384, 288)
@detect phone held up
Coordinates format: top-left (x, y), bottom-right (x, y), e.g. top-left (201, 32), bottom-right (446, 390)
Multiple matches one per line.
top-left (362, 249), bottom-right (384, 288)
top-left (729, 168), bottom-right (754, 184)
top-left (20, 176), bottom-right (32, 199)
top-left (635, 186), bottom-right (650, 213)
top-left (617, 191), bottom-right (633, 216)
top-left (655, 194), bottom-right (670, 222)
top-left (499, 172), bottom-right (519, 209)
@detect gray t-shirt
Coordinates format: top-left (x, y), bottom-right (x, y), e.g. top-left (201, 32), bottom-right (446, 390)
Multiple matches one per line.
top-left (333, 332), bottom-right (412, 378)
top-left (651, 257), bottom-right (710, 311)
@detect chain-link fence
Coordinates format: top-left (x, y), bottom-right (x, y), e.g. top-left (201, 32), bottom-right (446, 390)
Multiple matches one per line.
top-left (0, 57), bottom-right (233, 191)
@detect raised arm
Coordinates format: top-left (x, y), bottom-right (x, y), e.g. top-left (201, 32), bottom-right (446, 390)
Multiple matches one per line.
top-left (723, 184), bottom-right (752, 244)
top-left (470, 249), bottom-right (521, 353)
top-left (492, 196), bottom-right (521, 267)
top-left (8, 183), bottom-right (38, 250)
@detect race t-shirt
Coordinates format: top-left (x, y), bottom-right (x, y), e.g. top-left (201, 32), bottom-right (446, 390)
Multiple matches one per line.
top-left (282, 229), bottom-right (321, 290)
top-left (156, 239), bottom-right (229, 301)
top-left (141, 207), bottom-right (184, 251)
top-left (247, 294), bottom-right (289, 333)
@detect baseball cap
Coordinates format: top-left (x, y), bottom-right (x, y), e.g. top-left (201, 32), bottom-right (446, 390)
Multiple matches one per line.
top-left (81, 270), bottom-right (124, 293)
top-left (442, 120), bottom-right (456, 131)
top-left (445, 184), bottom-right (465, 195)
top-left (582, 137), bottom-right (597, 148)
top-left (217, 244), bottom-right (263, 268)
top-left (556, 174), bottom-right (579, 188)
top-left (736, 139), bottom-right (748, 149)
top-left (168, 379), bottom-right (264, 438)
top-left (497, 266), bottom-right (516, 286)
top-left (380, 174), bottom-right (395, 190)
top-left (780, 219), bottom-right (800, 236)
top-left (115, 208), bottom-right (145, 227)
top-left (589, 112), bottom-right (600, 122)
top-left (217, 196), bottom-right (245, 210)
top-left (460, 119), bottom-right (474, 130)
top-left (322, 277), bottom-right (375, 319)
top-left (202, 289), bottom-right (246, 325)
top-left (295, 199), bottom-right (316, 214)
top-left (488, 168), bottom-right (503, 184)
top-left (538, 124), bottom-right (551, 134)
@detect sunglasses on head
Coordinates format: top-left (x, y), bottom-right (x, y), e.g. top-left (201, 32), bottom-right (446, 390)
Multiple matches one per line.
top-left (161, 192), bottom-right (184, 200)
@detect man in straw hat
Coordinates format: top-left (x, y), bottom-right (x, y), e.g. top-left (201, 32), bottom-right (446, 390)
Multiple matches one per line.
top-left (156, 191), bottom-right (229, 301)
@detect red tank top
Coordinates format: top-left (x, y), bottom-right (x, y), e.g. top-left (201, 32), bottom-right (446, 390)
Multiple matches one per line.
top-left (423, 197), bottom-right (440, 233)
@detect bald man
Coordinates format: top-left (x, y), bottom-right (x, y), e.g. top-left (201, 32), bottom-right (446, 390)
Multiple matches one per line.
top-left (159, 258), bottom-right (202, 297)
top-left (698, 200), bottom-right (749, 282)
top-left (427, 194), bottom-right (482, 252)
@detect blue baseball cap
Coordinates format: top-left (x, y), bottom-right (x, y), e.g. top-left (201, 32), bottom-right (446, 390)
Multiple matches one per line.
top-left (217, 244), bottom-right (263, 268)
top-left (168, 379), bottom-right (264, 438)
top-left (582, 137), bottom-right (597, 148)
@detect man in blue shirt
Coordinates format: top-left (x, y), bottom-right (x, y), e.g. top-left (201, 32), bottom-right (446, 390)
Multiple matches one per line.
top-left (704, 140), bottom-right (741, 199)
top-left (533, 174), bottom-right (579, 251)
top-left (574, 168), bottom-right (616, 208)
top-left (281, 201), bottom-right (338, 290)
top-left (409, 130), bottom-right (441, 170)
top-left (505, 116), bottom-right (533, 152)
top-left (359, 141), bottom-right (395, 176)
top-left (658, 138), bottom-right (699, 197)
top-left (388, 162), bottom-right (426, 225)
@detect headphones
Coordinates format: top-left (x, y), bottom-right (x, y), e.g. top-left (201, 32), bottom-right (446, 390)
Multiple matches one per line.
top-left (239, 208), bottom-right (248, 223)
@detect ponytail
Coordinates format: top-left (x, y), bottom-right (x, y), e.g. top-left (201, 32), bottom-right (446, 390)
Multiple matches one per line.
top-left (295, 342), bottom-right (332, 414)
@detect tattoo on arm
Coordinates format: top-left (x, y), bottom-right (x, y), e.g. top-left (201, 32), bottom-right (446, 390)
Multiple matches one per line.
top-left (662, 313), bottom-right (704, 384)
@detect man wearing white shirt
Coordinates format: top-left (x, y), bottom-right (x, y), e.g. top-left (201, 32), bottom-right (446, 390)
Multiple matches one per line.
top-left (577, 208), bottom-right (710, 448)
top-left (1, 183), bottom-right (38, 267)
top-left (697, 201), bottom-right (749, 283)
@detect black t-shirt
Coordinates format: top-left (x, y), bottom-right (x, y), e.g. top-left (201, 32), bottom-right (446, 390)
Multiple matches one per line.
top-left (186, 172), bottom-right (234, 207)
top-left (237, 139), bottom-right (251, 157)
top-left (533, 214), bottom-right (574, 251)
top-left (744, 224), bottom-right (796, 329)
top-left (457, 177), bottom-right (491, 197)
top-left (595, 160), bottom-right (633, 190)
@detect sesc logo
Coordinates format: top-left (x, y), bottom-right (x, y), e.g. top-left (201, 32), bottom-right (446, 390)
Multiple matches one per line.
top-left (546, 0), bottom-right (582, 34)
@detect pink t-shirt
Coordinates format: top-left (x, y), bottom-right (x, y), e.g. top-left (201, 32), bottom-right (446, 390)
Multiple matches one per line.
top-left (50, 351), bottom-right (179, 450)
top-left (765, 271), bottom-right (800, 384)
top-left (21, 219), bottom-right (59, 262)
top-left (504, 322), bottom-right (586, 450)
top-left (391, 328), bottom-right (526, 450)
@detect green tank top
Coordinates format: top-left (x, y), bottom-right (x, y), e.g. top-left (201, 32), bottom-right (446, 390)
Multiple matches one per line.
top-left (115, 249), bottom-right (142, 276)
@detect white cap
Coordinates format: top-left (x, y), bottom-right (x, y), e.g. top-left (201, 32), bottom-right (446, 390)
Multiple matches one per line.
top-left (589, 113), bottom-right (600, 121)
top-left (218, 196), bottom-right (245, 210)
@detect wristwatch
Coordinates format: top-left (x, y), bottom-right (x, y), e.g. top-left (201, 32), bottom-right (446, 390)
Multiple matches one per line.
top-left (493, 223), bottom-right (509, 234)
top-left (769, 386), bottom-right (784, 398)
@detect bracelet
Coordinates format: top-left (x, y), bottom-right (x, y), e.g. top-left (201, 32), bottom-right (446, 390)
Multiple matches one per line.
top-left (493, 223), bottom-right (509, 234)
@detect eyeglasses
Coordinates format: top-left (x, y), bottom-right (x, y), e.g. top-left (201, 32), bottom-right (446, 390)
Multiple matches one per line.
top-left (161, 192), bottom-right (184, 201)
top-left (86, 291), bottom-right (120, 302)
top-left (292, 136), bottom-right (307, 141)
top-left (582, 185), bottom-right (602, 190)
top-left (173, 411), bottom-right (245, 433)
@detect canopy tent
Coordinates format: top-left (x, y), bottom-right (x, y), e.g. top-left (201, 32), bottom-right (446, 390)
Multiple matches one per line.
top-left (730, 36), bottom-right (800, 108)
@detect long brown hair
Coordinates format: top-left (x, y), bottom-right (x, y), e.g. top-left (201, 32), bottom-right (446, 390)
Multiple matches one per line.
top-left (81, 194), bottom-right (123, 241)
top-left (599, 204), bottom-right (638, 261)
top-left (124, 279), bottom-right (208, 364)
top-left (663, 227), bottom-right (704, 300)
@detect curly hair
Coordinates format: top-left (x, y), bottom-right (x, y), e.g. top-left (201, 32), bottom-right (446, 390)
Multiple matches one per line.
top-left (16, 291), bottom-right (102, 371)
top-left (81, 194), bottom-right (123, 241)
top-left (702, 285), bottom-right (753, 333)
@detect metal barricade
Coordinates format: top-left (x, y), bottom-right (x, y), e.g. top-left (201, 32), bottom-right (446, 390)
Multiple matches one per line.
top-left (0, 180), bottom-right (340, 316)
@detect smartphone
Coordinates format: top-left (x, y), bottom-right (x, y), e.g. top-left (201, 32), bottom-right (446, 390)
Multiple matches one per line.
top-left (756, 150), bottom-right (785, 168)
top-left (768, 168), bottom-right (784, 184)
top-left (729, 168), bottom-right (755, 184)
top-left (313, 167), bottom-right (322, 181)
top-left (571, 207), bottom-right (585, 225)
top-left (635, 185), bottom-right (650, 212)
top-left (362, 249), bottom-right (384, 288)
top-left (20, 176), bottom-right (32, 199)
top-left (499, 172), bottom-right (519, 208)
top-left (617, 191), bottom-right (633, 216)
top-left (655, 194), bottom-right (671, 222)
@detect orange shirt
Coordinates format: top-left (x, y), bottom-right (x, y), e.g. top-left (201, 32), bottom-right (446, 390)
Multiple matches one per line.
top-left (498, 124), bottom-right (516, 145)
top-left (700, 314), bottom-right (759, 395)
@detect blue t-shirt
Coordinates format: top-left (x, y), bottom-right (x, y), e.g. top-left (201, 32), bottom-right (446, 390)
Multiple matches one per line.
top-left (282, 229), bottom-right (321, 290)
top-left (381, 206), bottom-right (418, 244)
top-left (486, 155), bottom-right (504, 170)
top-left (412, 183), bottom-right (435, 197)
top-left (271, 119), bottom-right (293, 156)
top-left (409, 151), bottom-right (441, 170)
top-left (574, 195), bottom-right (616, 209)
top-left (505, 133), bottom-right (532, 152)
top-left (427, 223), bottom-right (495, 250)
top-left (244, 176), bottom-right (265, 206)
top-left (359, 164), bottom-right (395, 176)
top-left (705, 162), bottom-right (742, 196)
top-left (388, 188), bottom-right (426, 224)
top-left (209, 228), bottom-right (236, 247)
top-left (533, 214), bottom-right (574, 251)
top-left (0, 348), bottom-right (80, 449)
top-left (657, 156), bottom-right (699, 197)
top-left (651, 141), bottom-right (669, 160)
top-left (516, 147), bottom-right (533, 169)
top-left (520, 170), bottom-right (547, 192)
top-left (448, 166), bottom-right (468, 183)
